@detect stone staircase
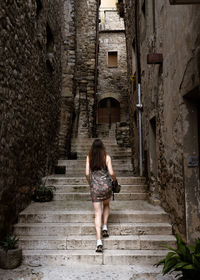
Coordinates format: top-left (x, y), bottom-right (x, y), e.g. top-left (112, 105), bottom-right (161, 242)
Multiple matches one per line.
top-left (14, 137), bottom-right (176, 273)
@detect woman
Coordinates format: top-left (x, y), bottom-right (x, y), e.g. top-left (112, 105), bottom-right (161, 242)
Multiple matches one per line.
top-left (85, 139), bottom-right (117, 253)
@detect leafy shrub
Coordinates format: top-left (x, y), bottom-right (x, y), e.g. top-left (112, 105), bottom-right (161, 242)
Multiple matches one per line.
top-left (0, 236), bottom-right (19, 252)
top-left (155, 234), bottom-right (200, 279)
top-left (32, 178), bottom-right (55, 202)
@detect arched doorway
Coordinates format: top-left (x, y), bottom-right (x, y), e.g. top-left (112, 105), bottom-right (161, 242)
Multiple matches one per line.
top-left (98, 97), bottom-right (120, 126)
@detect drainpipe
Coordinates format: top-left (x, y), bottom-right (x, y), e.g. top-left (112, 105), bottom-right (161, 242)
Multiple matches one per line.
top-left (135, 0), bottom-right (143, 176)
top-left (93, 0), bottom-right (100, 138)
top-left (137, 84), bottom-right (143, 176)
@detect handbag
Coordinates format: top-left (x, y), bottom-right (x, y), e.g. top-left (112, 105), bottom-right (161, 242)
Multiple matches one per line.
top-left (112, 180), bottom-right (121, 200)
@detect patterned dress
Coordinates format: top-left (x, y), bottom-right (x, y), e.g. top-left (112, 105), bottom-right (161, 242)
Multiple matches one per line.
top-left (90, 168), bottom-right (112, 202)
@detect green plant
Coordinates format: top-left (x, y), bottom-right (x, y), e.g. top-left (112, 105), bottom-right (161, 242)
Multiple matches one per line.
top-left (0, 236), bottom-right (19, 253)
top-left (54, 165), bottom-right (66, 174)
top-left (33, 178), bottom-right (55, 202)
top-left (155, 234), bottom-right (200, 279)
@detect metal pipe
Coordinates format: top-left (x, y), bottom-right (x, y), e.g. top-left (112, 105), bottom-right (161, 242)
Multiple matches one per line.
top-left (135, 0), bottom-right (143, 176)
top-left (138, 83), bottom-right (143, 176)
top-left (93, 0), bottom-right (100, 138)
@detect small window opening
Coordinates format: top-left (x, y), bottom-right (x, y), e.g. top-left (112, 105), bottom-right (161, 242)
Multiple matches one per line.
top-left (132, 38), bottom-right (136, 52)
top-left (149, 117), bottom-right (157, 176)
top-left (108, 51), bottom-right (118, 68)
top-left (36, 0), bottom-right (43, 16)
top-left (142, 0), bottom-right (146, 17)
top-left (134, 110), bottom-right (138, 128)
top-left (46, 23), bottom-right (54, 53)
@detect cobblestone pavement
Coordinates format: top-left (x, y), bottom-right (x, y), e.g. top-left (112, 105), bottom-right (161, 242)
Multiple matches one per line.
top-left (0, 264), bottom-right (176, 280)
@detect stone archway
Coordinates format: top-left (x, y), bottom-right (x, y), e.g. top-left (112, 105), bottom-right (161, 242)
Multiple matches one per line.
top-left (97, 97), bottom-right (120, 125)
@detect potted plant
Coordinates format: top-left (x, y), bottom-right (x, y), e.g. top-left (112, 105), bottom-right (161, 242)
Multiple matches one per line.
top-left (0, 235), bottom-right (22, 269)
top-left (155, 234), bottom-right (200, 279)
top-left (32, 177), bottom-right (55, 202)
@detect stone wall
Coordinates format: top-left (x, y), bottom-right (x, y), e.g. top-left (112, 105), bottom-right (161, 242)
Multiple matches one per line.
top-left (98, 9), bottom-right (129, 129)
top-left (123, 0), bottom-right (138, 173)
top-left (124, 0), bottom-right (200, 241)
top-left (72, 0), bottom-right (99, 138)
top-left (59, 0), bottom-right (76, 158)
top-left (0, 0), bottom-right (62, 238)
top-left (100, 10), bottom-right (125, 31)
top-left (58, 0), bottom-right (99, 154)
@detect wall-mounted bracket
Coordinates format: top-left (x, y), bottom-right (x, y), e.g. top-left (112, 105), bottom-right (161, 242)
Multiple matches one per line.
top-left (147, 53), bottom-right (163, 64)
top-left (170, 0), bottom-right (200, 4)
top-left (136, 104), bottom-right (143, 110)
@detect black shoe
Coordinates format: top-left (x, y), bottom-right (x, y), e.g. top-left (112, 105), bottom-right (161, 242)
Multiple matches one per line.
top-left (96, 244), bottom-right (103, 253)
top-left (102, 230), bottom-right (109, 238)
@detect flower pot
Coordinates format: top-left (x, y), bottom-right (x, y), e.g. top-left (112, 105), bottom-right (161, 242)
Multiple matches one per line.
top-left (0, 248), bottom-right (22, 269)
top-left (33, 189), bottom-right (53, 202)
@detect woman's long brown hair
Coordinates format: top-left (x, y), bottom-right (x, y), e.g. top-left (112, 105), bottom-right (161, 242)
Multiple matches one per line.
top-left (89, 139), bottom-right (106, 171)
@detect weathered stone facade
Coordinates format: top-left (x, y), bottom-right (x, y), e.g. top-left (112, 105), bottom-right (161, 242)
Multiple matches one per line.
top-left (124, 0), bottom-right (200, 242)
top-left (58, 0), bottom-right (76, 158)
top-left (123, 0), bottom-right (137, 170)
top-left (97, 4), bottom-right (129, 143)
top-left (58, 0), bottom-right (99, 156)
top-left (73, 0), bottom-right (99, 138)
top-left (0, 0), bottom-right (62, 238)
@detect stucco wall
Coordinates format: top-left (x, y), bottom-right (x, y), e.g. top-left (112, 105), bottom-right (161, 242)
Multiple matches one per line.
top-left (139, 0), bottom-right (200, 240)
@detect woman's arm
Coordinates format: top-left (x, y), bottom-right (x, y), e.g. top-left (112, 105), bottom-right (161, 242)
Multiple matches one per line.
top-left (106, 155), bottom-right (117, 182)
top-left (85, 155), bottom-right (90, 185)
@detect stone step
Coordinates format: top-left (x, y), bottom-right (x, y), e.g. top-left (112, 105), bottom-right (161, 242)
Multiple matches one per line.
top-left (20, 200), bottom-right (159, 211)
top-left (71, 148), bottom-right (132, 155)
top-left (52, 184), bottom-right (147, 193)
top-left (71, 146), bottom-right (131, 151)
top-left (57, 160), bottom-right (133, 171)
top-left (64, 171), bottom-right (134, 176)
top-left (47, 176), bottom-right (146, 185)
top-left (22, 249), bottom-right (169, 265)
top-left (18, 210), bottom-right (168, 223)
top-left (72, 148), bottom-right (131, 153)
top-left (71, 143), bottom-right (124, 148)
top-left (71, 137), bottom-right (117, 143)
top-left (18, 235), bottom-right (176, 250)
top-left (14, 222), bottom-right (172, 236)
top-left (62, 166), bottom-right (133, 172)
top-left (58, 159), bottom-right (132, 166)
top-left (53, 192), bottom-right (148, 201)
top-left (0, 263), bottom-right (167, 279)
top-left (76, 154), bottom-right (132, 160)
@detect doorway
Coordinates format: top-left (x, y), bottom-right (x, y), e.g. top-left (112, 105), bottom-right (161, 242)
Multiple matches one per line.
top-left (98, 98), bottom-right (120, 127)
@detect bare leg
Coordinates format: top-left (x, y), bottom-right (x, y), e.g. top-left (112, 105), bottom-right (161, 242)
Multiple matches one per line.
top-left (93, 202), bottom-right (102, 240)
top-left (103, 198), bottom-right (110, 226)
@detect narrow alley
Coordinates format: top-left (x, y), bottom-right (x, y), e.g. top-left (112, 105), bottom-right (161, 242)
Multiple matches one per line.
top-left (0, 0), bottom-right (200, 279)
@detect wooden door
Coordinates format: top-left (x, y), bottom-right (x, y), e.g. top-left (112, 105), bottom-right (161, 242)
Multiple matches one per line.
top-left (98, 98), bottom-right (120, 125)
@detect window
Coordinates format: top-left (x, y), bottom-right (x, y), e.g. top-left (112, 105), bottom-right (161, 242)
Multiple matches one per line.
top-left (142, 0), bottom-right (146, 17)
top-left (149, 117), bottom-right (157, 176)
top-left (36, 0), bottom-right (43, 16)
top-left (108, 51), bottom-right (118, 67)
top-left (46, 23), bottom-right (54, 53)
